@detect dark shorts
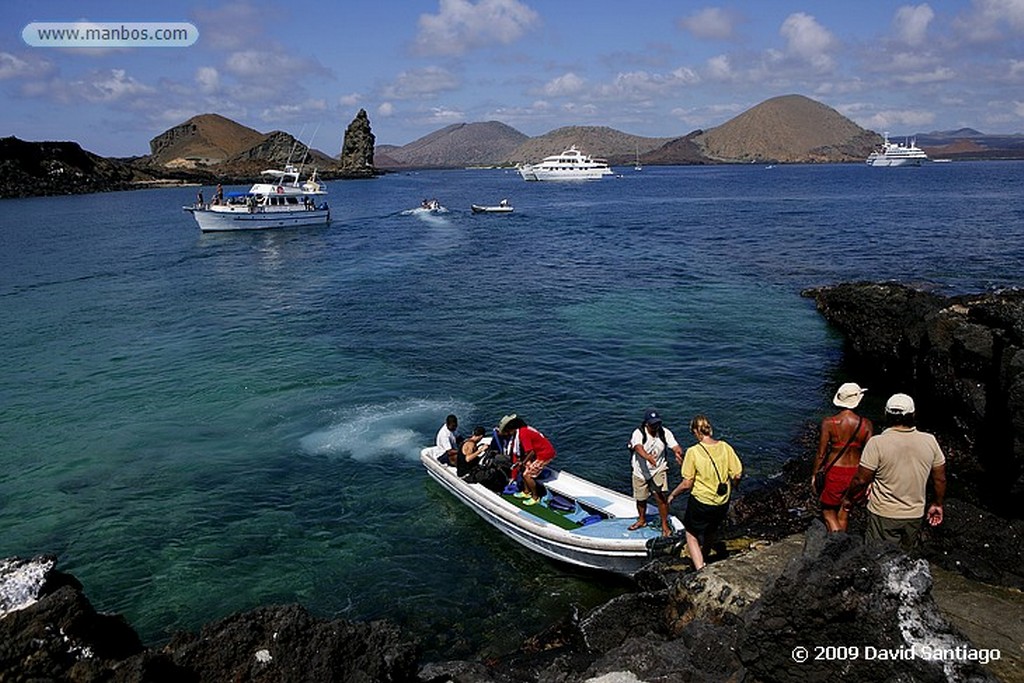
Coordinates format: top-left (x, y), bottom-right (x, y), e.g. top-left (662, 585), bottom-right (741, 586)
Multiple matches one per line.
top-left (683, 497), bottom-right (729, 541)
top-left (866, 512), bottom-right (922, 552)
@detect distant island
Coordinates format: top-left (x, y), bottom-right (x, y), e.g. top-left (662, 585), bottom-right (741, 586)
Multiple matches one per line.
top-left (4, 94), bottom-right (1024, 199)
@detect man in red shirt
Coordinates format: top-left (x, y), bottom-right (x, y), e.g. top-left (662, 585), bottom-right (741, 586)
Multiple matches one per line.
top-left (501, 416), bottom-right (556, 505)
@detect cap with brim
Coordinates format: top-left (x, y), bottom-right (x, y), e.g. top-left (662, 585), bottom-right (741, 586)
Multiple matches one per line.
top-left (833, 382), bottom-right (867, 409)
top-left (643, 409), bottom-right (662, 425)
top-left (885, 393), bottom-right (915, 415)
top-left (497, 414), bottom-right (517, 431)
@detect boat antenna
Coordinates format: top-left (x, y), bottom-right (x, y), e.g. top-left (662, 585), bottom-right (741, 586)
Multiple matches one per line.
top-left (297, 122), bottom-right (321, 176)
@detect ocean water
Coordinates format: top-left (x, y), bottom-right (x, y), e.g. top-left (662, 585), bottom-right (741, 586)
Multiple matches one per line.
top-left (1, 162), bottom-right (1022, 658)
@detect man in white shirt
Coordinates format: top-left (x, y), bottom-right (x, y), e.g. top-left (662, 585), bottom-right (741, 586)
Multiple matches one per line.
top-left (435, 414), bottom-right (459, 465)
top-left (628, 409), bottom-right (683, 537)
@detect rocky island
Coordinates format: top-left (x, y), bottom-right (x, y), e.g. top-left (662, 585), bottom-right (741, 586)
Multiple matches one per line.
top-left (2, 282), bottom-right (1022, 682)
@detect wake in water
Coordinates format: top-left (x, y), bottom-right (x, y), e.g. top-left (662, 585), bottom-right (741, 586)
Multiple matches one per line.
top-left (299, 398), bottom-right (473, 462)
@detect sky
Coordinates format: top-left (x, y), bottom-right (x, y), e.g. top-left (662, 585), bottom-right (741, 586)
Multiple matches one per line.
top-left (2, 0), bottom-right (1024, 157)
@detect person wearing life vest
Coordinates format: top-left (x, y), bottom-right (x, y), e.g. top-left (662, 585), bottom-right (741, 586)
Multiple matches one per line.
top-left (628, 409), bottom-right (683, 537)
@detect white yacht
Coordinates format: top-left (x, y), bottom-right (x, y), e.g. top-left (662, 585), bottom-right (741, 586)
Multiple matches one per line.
top-left (517, 145), bottom-right (613, 181)
top-left (183, 165), bottom-right (329, 232)
top-left (865, 133), bottom-right (929, 167)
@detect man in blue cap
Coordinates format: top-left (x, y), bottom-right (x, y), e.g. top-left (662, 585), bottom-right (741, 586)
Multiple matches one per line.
top-left (628, 408), bottom-right (683, 536)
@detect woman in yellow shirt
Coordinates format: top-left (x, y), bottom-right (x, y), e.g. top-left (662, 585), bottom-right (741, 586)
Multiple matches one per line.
top-left (668, 414), bottom-right (743, 571)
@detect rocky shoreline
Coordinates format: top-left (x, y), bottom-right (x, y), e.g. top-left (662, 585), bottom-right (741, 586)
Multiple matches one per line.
top-left (2, 282), bottom-right (1022, 681)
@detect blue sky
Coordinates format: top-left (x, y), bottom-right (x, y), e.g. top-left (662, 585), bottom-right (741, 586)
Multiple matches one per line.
top-left (3, 0), bottom-right (1023, 156)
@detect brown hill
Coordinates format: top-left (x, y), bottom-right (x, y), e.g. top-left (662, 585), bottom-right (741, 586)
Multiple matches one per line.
top-left (509, 127), bottom-right (674, 166)
top-left (148, 113), bottom-right (265, 167)
top-left (695, 94), bottom-right (879, 163)
top-left (378, 121), bottom-right (528, 168)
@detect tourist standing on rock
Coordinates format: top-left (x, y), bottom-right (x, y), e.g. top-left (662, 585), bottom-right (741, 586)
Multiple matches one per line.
top-left (843, 393), bottom-right (946, 551)
top-left (812, 382), bottom-right (873, 532)
top-left (668, 414), bottom-right (743, 571)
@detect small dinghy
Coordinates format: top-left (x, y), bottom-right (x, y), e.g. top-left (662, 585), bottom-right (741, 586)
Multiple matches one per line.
top-left (420, 445), bottom-right (683, 576)
top-left (471, 199), bottom-right (513, 213)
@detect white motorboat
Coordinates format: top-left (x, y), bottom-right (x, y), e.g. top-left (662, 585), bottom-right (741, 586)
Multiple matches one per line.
top-left (865, 133), bottom-right (929, 167)
top-left (402, 198), bottom-right (448, 215)
top-left (184, 165), bottom-right (329, 232)
top-left (471, 199), bottom-right (513, 213)
top-left (517, 145), bottom-right (613, 181)
top-left (420, 447), bottom-right (683, 576)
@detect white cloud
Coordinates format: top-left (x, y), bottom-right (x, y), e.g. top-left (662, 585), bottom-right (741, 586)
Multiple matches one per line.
top-left (780, 12), bottom-right (837, 71)
top-left (1014, 100), bottom-right (1024, 118)
top-left (225, 49), bottom-right (327, 80)
top-left (0, 51), bottom-right (53, 80)
top-left (863, 109), bottom-right (936, 130)
top-left (377, 102), bottom-right (395, 117)
top-left (894, 66), bottom-right (956, 84)
top-left (955, 0), bottom-right (1024, 41)
top-left (894, 4), bottom-right (935, 46)
top-left (339, 93), bottom-right (361, 107)
top-left (677, 7), bottom-right (740, 40)
top-left (192, 1), bottom-right (263, 50)
top-left (705, 54), bottom-right (735, 81)
top-left (541, 72), bottom-right (585, 97)
top-left (382, 66), bottom-right (459, 99)
top-left (413, 0), bottom-right (539, 56)
top-left (72, 68), bottom-right (154, 103)
top-left (421, 106), bottom-right (466, 125)
top-left (258, 100), bottom-right (327, 127)
top-left (592, 68), bottom-right (700, 99)
top-left (196, 66), bottom-right (219, 94)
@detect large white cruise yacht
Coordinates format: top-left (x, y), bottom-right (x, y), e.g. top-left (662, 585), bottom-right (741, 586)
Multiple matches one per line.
top-left (865, 133), bottom-right (929, 167)
top-left (517, 145), bottom-right (614, 181)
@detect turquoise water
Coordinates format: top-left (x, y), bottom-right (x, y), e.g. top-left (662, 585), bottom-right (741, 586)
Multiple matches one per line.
top-left (1, 163), bottom-right (1022, 658)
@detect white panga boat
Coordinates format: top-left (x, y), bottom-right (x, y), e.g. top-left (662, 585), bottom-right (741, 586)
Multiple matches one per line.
top-left (420, 446), bottom-right (683, 576)
top-left (471, 199), bottom-right (513, 213)
top-left (183, 165), bottom-right (329, 232)
top-left (402, 198), bottom-right (448, 215)
top-left (517, 145), bottom-right (613, 181)
top-left (865, 133), bottom-right (929, 167)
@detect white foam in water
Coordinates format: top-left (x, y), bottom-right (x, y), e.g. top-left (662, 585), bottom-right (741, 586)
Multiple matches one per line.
top-left (0, 556), bottom-right (55, 618)
top-left (300, 398), bottom-right (472, 462)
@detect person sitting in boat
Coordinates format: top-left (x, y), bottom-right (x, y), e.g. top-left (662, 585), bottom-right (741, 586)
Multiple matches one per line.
top-left (457, 426), bottom-right (488, 478)
top-left (421, 198), bottom-right (430, 209)
top-left (435, 414), bottom-right (460, 466)
top-left (196, 189), bottom-right (204, 209)
top-left (501, 416), bottom-right (556, 506)
top-left (628, 409), bottom-right (683, 537)
top-left (499, 198), bottom-right (509, 207)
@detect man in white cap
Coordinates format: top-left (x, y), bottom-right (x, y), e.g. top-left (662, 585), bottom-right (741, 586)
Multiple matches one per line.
top-left (843, 393), bottom-right (946, 551)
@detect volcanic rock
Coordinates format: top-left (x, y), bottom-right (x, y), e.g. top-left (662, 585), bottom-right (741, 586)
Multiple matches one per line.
top-left (803, 282), bottom-right (1024, 515)
top-left (338, 108), bottom-right (377, 177)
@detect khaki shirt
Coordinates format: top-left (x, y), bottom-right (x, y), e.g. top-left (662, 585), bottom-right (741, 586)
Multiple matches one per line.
top-left (861, 427), bottom-right (945, 519)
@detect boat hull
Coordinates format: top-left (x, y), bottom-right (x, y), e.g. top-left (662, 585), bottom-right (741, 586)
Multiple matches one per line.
top-left (186, 206), bottom-right (331, 232)
top-left (865, 156), bottom-right (924, 167)
top-left (471, 205), bottom-right (514, 213)
top-left (517, 166), bottom-right (611, 181)
top-left (420, 449), bottom-right (682, 576)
